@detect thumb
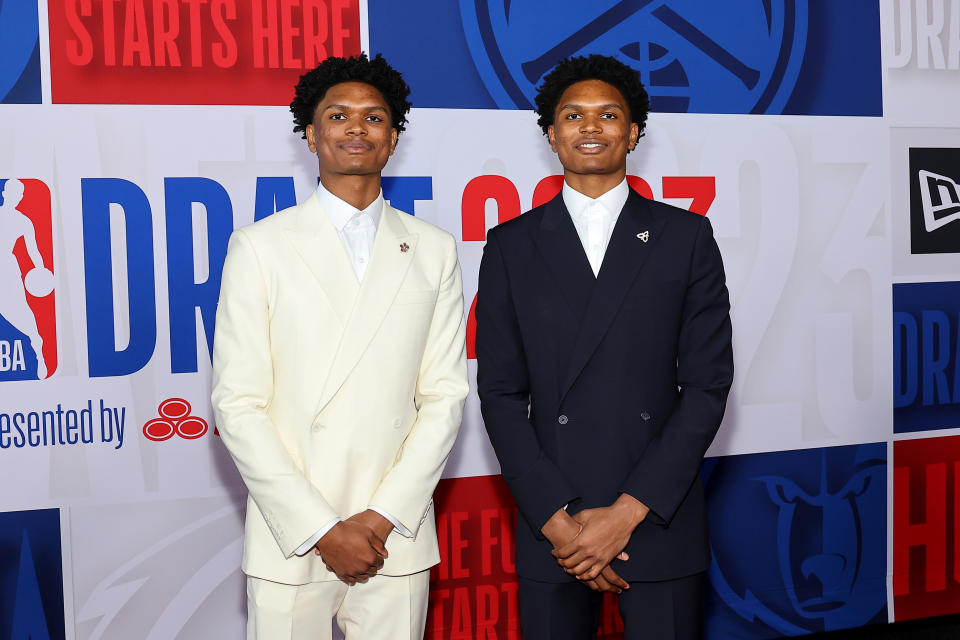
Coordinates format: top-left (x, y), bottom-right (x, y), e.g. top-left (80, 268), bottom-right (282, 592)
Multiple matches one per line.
top-left (371, 535), bottom-right (389, 558)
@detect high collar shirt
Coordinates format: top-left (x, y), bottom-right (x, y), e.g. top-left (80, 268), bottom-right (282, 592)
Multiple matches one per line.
top-left (316, 180), bottom-right (384, 283)
top-left (562, 178), bottom-right (629, 277)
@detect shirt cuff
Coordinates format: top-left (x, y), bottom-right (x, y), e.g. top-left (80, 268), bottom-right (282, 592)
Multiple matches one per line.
top-left (368, 505), bottom-right (413, 538)
top-left (293, 518), bottom-right (341, 556)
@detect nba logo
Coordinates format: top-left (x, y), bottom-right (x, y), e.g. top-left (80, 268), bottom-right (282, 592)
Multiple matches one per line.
top-left (0, 179), bottom-right (56, 380)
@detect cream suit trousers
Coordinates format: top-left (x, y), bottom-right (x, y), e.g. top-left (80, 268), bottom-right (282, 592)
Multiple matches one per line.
top-left (246, 571), bottom-right (430, 640)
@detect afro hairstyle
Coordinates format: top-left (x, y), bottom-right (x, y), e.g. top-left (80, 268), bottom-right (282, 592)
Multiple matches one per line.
top-left (290, 53), bottom-right (412, 139)
top-left (534, 54), bottom-right (650, 141)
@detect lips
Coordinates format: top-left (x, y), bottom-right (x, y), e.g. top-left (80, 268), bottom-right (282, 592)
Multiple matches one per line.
top-left (575, 139), bottom-right (607, 153)
top-left (340, 140), bottom-right (374, 153)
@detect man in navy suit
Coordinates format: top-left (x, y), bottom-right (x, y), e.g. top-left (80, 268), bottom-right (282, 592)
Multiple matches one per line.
top-left (475, 55), bottom-right (733, 639)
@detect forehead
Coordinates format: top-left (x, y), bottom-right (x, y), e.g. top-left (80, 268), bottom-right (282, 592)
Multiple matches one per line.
top-left (556, 79), bottom-right (627, 109)
top-left (318, 81), bottom-right (389, 108)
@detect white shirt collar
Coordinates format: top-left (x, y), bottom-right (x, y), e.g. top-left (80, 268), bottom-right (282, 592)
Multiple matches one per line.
top-left (561, 178), bottom-right (629, 220)
top-left (315, 180), bottom-right (384, 231)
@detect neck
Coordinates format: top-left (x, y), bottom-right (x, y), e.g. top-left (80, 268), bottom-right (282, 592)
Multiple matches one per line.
top-left (319, 173), bottom-right (382, 210)
top-left (564, 170), bottom-right (625, 199)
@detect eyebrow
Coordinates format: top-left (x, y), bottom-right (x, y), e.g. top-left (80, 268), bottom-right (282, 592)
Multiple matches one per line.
top-left (323, 104), bottom-right (389, 113)
top-left (558, 103), bottom-right (625, 111)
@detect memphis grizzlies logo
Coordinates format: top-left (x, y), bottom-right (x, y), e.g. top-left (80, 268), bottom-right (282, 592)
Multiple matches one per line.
top-left (458, 0), bottom-right (808, 113)
top-left (0, 179), bottom-right (56, 380)
top-left (703, 444), bottom-right (887, 637)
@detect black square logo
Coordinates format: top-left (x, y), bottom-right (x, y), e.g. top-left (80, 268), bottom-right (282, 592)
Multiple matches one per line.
top-left (910, 147), bottom-right (960, 254)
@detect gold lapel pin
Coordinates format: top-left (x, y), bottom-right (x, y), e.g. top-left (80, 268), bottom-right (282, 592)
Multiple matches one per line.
top-left (400, 242), bottom-right (410, 253)
top-left (636, 231), bottom-right (649, 243)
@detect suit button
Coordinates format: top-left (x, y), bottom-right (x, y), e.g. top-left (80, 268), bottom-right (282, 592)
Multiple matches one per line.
top-left (558, 415), bottom-right (568, 425)
top-left (640, 412), bottom-right (651, 421)
top-left (392, 418), bottom-right (402, 429)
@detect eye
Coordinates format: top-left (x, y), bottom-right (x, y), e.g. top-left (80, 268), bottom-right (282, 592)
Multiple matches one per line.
top-left (564, 112), bottom-right (582, 120)
top-left (365, 114), bottom-right (384, 122)
top-left (600, 112), bottom-right (617, 119)
top-left (757, 475), bottom-right (808, 506)
top-left (839, 468), bottom-right (880, 499)
top-left (329, 112), bottom-right (347, 120)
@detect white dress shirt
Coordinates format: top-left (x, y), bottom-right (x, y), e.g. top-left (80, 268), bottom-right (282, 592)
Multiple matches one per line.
top-left (293, 181), bottom-right (412, 557)
top-left (562, 178), bottom-right (630, 277)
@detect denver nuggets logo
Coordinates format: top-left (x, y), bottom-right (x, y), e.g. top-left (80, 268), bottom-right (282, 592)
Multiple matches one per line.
top-left (458, 0), bottom-right (808, 113)
top-left (0, 179), bottom-right (56, 380)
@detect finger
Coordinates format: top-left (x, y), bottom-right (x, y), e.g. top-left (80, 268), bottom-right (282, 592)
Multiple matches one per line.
top-left (592, 573), bottom-right (620, 594)
top-left (616, 552), bottom-right (629, 561)
top-left (370, 535), bottom-right (389, 558)
top-left (553, 540), bottom-right (582, 558)
top-left (577, 565), bottom-right (602, 581)
top-left (571, 560), bottom-right (597, 577)
top-left (582, 579), bottom-right (601, 592)
top-left (602, 566), bottom-right (629, 590)
top-left (558, 551), bottom-right (589, 569)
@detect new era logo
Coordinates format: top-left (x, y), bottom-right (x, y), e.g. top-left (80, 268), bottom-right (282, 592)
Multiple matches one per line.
top-left (0, 179), bottom-right (56, 380)
top-left (910, 148), bottom-right (960, 254)
top-left (918, 170), bottom-right (960, 232)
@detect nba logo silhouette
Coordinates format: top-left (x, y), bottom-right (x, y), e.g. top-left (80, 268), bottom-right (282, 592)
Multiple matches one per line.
top-left (0, 179), bottom-right (56, 380)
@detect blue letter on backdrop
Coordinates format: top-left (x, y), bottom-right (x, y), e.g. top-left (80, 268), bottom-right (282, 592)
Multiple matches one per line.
top-left (382, 177), bottom-right (433, 215)
top-left (82, 178), bottom-right (156, 377)
top-left (165, 178), bottom-right (232, 373)
top-left (254, 177), bottom-right (296, 221)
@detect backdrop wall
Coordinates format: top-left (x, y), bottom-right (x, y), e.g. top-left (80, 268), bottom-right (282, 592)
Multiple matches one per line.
top-left (1, 1), bottom-right (959, 638)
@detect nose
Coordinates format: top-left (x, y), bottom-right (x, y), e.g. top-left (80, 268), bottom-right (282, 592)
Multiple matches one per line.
top-left (801, 553), bottom-right (847, 589)
top-left (580, 116), bottom-right (601, 133)
top-left (346, 117), bottom-right (367, 135)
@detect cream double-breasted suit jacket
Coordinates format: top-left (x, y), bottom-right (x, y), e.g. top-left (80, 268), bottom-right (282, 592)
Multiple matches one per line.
top-left (212, 194), bottom-right (469, 585)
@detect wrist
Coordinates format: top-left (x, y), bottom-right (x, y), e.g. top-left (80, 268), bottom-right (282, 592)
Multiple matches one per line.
top-left (541, 508), bottom-right (578, 545)
top-left (616, 493), bottom-right (650, 526)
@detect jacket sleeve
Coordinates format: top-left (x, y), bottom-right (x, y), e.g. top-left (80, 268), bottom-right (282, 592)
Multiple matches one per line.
top-left (476, 228), bottom-right (579, 537)
top-left (368, 233), bottom-right (469, 536)
top-left (620, 216), bottom-right (733, 525)
top-left (211, 229), bottom-right (339, 557)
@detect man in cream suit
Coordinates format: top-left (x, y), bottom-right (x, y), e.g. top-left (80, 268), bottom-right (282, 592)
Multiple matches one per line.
top-left (212, 53), bottom-right (469, 640)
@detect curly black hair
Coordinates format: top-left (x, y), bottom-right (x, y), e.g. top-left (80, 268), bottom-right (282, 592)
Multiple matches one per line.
top-left (290, 53), bottom-right (412, 139)
top-left (534, 54), bottom-right (650, 141)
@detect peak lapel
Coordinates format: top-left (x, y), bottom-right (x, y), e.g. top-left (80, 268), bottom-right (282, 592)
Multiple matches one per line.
top-left (560, 192), bottom-right (664, 400)
top-left (531, 195), bottom-right (596, 322)
top-left (283, 194), bottom-right (359, 327)
top-left (314, 204), bottom-right (417, 414)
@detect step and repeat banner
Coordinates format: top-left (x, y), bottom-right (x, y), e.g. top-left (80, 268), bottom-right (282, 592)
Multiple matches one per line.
top-left (1, 1), bottom-right (959, 638)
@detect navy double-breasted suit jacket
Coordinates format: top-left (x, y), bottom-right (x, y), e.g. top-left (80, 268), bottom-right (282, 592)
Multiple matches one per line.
top-left (475, 189), bottom-right (733, 583)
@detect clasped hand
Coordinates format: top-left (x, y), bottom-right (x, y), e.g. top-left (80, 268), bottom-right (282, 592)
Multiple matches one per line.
top-left (544, 495), bottom-right (649, 593)
top-left (313, 510), bottom-right (393, 585)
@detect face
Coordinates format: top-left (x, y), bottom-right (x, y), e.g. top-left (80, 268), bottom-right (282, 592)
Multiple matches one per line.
top-left (547, 79), bottom-right (638, 180)
top-left (305, 81), bottom-right (398, 180)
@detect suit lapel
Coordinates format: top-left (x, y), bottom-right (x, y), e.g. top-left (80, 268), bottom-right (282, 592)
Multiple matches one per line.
top-left (314, 203), bottom-right (418, 413)
top-left (283, 193), bottom-right (359, 327)
top-left (560, 191), bottom-right (665, 400)
top-left (531, 195), bottom-right (596, 323)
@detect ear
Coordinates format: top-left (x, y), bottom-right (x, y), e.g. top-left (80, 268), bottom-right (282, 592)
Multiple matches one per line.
top-left (547, 125), bottom-right (557, 152)
top-left (305, 124), bottom-right (317, 153)
top-left (629, 122), bottom-right (639, 150)
top-left (390, 128), bottom-right (398, 155)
